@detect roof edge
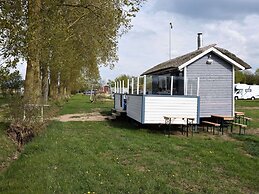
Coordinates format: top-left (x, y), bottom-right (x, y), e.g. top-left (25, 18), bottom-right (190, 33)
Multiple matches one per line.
top-left (178, 47), bottom-right (247, 71)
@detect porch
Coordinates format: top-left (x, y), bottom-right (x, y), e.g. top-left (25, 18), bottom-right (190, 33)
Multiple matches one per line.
top-left (114, 75), bottom-right (200, 125)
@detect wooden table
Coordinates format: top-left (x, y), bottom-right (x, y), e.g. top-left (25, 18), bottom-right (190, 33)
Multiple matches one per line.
top-left (211, 115), bottom-right (234, 134)
top-left (164, 116), bottom-right (195, 137)
top-left (235, 111), bottom-right (244, 116)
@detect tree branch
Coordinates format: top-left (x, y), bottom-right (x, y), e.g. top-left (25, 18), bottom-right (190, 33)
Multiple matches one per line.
top-left (58, 3), bottom-right (102, 18)
top-left (58, 3), bottom-right (102, 10)
top-left (67, 13), bottom-right (88, 29)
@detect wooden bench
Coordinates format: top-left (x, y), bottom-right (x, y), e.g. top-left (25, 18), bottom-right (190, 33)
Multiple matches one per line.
top-left (163, 116), bottom-right (195, 137)
top-left (244, 117), bottom-right (252, 125)
top-left (232, 123), bottom-right (247, 135)
top-left (202, 121), bottom-right (221, 135)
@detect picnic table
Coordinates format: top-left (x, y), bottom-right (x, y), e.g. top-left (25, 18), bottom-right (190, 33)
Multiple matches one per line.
top-left (234, 111), bottom-right (251, 134)
top-left (211, 115), bottom-right (234, 134)
top-left (163, 116), bottom-right (195, 137)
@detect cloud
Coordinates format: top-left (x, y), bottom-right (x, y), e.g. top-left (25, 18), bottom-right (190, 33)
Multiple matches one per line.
top-left (101, 10), bottom-right (259, 79)
top-left (202, 14), bottom-right (259, 67)
top-left (153, 0), bottom-right (259, 20)
top-left (100, 1), bottom-right (259, 80)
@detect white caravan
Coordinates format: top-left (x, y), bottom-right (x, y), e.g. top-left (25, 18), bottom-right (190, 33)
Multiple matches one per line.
top-left (234, 84), bottom-right (259, 100)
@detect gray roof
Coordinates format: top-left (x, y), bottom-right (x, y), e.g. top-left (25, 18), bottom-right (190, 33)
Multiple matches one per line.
top-left (141, 44), bottom-right (251, 75)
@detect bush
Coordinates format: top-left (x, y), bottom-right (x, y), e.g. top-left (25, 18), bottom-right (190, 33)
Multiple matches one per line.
top-left (5, 96), bottom-right (56, 149)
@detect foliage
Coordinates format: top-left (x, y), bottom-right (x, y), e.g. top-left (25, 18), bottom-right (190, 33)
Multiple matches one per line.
top-left (235, 69), bottom-right (259, 84)
top-left (107, 79), bottom-right (115, 87)
top-left (0, 0), bottom-right (27, 68)
top-left (115, 74), bottom-right (132, 87)
top-left (0, 0), bottom-right (146, 103)
top-left (0, 70), bottom-right (23, 95)
top-left (235, 70), bottom-right (246, 83)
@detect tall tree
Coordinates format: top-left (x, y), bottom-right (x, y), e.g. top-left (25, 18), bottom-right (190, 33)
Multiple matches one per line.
top-left (23, 0), bottom-right (42, 103)
top-left (1, 0), bottom-right (146, 103)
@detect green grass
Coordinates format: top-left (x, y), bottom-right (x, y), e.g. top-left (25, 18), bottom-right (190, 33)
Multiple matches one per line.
top-left (234, 109), bottom-right (259, 128)
top-left (235, 99), bottom-right (259, 128)
top-left (0, 96), bottom-right (16, 172)
top-left (235, 99), bottom-right (259, 108)
top-left (0, 95), bottom-right (259, 193)
top-left (59, 94), bottom-right (113, 115)
top-left (0, 122), bottom-right (16, 172)
top-left (1, 121), bottom-right (259, 193)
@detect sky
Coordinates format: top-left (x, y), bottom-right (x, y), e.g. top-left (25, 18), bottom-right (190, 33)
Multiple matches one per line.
top-left (100, 0), bottom-right (259, 82)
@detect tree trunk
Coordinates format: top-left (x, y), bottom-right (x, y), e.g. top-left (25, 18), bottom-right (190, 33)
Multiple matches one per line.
top-left (24, 0), bottom-right (42, 104)
top-left (41, 62), bottom-right (49, 103)
top-left (60, 85), bottom-right (65, 99)
top-left (49, 71), bottom-right (59, 100)
top-left (66, 86), bottom-right (71, 97)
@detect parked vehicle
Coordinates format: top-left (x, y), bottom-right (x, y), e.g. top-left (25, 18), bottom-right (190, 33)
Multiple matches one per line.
top-left (84, 90), bottom-right (92, 95)
top-left (234, 84), bottom-right (259, 100)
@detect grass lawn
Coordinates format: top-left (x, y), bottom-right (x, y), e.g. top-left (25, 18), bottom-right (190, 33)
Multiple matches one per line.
top-left (0, 96), bottom-right (17, 172)
top-left (59, 94), bottom-right (113, 115)
top-left (0, 95), bottom-right (258, 193)
top-left (235, 99), bottom-right (259, 108)
top-left (236, 99), bottom-right (259, 128)
top-left (0, 122), bottom-right (16, 171)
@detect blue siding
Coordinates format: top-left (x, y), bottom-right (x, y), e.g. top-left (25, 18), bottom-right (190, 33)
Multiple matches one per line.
top-left (186, 52), bottom-right (233, 117)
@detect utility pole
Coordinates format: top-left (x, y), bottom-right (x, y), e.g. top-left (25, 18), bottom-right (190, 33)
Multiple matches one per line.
top-left (169, 22), bottom-right (173, 60)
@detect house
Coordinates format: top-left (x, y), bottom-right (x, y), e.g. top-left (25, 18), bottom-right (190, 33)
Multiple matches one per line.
top-left (114, 33), bottom-right (251, 125)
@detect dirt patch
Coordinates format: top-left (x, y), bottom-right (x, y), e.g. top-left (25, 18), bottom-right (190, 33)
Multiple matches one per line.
top-left (247, 128), bottom-right (259, 135)
top-left (135, 165), bottom-right (146, 172)
top-left (219, 134), bottom-right (240, 142)
top-left (174, 145), bottom-right (184, 150)
top-left (54, 112), bottom-right (113, 122)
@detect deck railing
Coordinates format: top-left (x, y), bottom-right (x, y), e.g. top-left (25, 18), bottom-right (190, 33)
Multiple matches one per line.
top-left (114, 75), bottom-right (200, 96)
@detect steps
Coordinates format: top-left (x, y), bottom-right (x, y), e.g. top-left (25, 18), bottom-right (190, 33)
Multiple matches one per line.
top-left (109, 108), bottom-right (126, 120)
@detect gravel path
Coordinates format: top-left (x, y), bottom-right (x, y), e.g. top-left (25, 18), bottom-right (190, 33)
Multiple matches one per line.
top-left (54, 112), bottom-right (112, 122)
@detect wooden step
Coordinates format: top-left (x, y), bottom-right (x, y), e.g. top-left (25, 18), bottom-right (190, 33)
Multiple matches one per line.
top-left (112, 112), bottom-right (120, 117)
top-left (106, 115), bottom-right (116, 121)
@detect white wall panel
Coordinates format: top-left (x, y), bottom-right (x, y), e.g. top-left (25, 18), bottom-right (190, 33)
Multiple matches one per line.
top-left (114, 94), bottom-right (123, 111)
top-left (144, 96), bottom-right (198, 124)
top-left (126, 95), bottom-right (143, 123)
